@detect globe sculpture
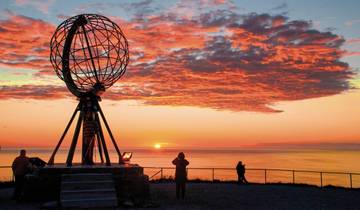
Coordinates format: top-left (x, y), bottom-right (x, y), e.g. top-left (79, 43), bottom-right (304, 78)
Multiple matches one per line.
top-left (48, 14), bottom-right (129, 166)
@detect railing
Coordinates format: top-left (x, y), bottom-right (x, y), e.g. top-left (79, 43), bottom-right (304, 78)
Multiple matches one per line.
top-left (1, 165), bottom-right (359, 188)
top-left (0, 165), bottom-right (14, 182)
top-left (143, 167), bottom-right (360, 188)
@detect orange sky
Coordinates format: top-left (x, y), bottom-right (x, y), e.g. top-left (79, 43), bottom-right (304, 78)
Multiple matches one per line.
top-left (0, 0), bottom-right (360, 149)
top-left (1, 89), bottom-right (359, 148)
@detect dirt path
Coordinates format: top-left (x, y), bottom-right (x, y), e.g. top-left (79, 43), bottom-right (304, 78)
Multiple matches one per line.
top-left (144, 183), bottom-right (360, 210)
top-left (1, 183), bottom-right (359, 210)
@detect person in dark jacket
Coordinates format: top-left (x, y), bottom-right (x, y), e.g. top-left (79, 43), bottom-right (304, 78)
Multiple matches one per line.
top-left (236, 161), bottom-right (248, 184)
top-left (172, 152), bottom-right (189, 199)
top-left (12, 149), bottom-right (31, 201)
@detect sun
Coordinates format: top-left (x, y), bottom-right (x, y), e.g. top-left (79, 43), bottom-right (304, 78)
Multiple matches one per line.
top-left (154, 143), bottom-right (161, 149)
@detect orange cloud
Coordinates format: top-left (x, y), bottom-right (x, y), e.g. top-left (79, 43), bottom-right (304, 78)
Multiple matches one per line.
top-left (0, 14), bottom-right (55, 74)
top-left (0, 10), bottom-right (354, 112)
top-left (0, 85), bottom-right (69, 100)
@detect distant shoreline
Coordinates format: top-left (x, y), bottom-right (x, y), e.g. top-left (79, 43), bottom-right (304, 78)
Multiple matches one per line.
top-left (2, 145), bottom-right (360, 152)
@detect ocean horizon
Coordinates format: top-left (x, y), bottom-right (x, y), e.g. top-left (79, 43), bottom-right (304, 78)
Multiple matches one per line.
top-left (1, 146), bottom-right (360, 187)
top-left (2, 146), bottom-right (360, 169)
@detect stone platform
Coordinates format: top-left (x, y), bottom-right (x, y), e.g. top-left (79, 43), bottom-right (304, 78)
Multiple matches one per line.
top-left (23, 163), bottom-right (149, 207)
top-left (60, 173), bottom-right (118, 207)
top-left (41, 163), bottom-right (144, 175)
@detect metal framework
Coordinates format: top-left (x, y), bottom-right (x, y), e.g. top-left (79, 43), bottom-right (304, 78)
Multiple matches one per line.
top-left (50, 14), bottom-right (129, 96)
top-left (48, 14), bottom-right (129, 166)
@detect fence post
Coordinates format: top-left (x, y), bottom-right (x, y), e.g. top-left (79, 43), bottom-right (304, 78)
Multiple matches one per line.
top-left (264, 169), bottom-right (267, 184)
top-left (320, 172), bottom-right (323, 187)
top-left (212, 168), bottom-right (215, 182)
top-left (350, 173), bottom-right (353, 189)
top-left (292, 170), bottom-right (295, 184)
top-left (160, 168), bottom-right (163, 180)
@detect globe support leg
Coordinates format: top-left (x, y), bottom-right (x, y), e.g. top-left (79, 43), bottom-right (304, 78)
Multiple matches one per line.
top-left (48, 104), bottom-right (79, 165)
top-left (95, 113), bottom-right (111, 166)
top-left (48, 99), bottom-right (123, 166)
top-left (96, 102), bottom-right (123, 163)
top-left (96, 133), bottom-right (104, 163)
top-left (66, 110), bottom-right (84, 166)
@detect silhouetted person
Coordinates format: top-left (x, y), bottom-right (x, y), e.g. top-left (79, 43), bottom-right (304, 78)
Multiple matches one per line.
top-left (236, 161), bottom-right (248, 184)
top-left (12, 149), bottom-right (31, 201)
top-left (172, 152), bottom-right (189, 199)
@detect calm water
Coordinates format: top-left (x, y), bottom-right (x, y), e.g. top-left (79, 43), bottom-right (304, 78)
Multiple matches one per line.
top-left (1, 148), bottom-right (360, 187)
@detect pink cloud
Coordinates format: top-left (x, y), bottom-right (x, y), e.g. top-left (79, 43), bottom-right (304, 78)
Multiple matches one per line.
top-left (345, 19), bottom-right (360, 27)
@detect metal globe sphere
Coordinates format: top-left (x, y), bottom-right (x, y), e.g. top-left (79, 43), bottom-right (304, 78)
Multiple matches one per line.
top-left (50, 14), bottom-right (129, 96)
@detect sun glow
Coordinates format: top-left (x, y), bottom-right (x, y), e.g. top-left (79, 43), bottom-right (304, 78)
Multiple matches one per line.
top-left (154, 143), bottom-right (161, 149)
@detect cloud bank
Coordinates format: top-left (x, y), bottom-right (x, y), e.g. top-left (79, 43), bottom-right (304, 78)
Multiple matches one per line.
top-left (0, 3), bottom-right (354, 112)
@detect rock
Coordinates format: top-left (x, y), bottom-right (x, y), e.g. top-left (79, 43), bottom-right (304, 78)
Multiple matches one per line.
top-left (42, 200), bottom-right (58, 208)
top-left (122, 200), bottom-right (135, 207)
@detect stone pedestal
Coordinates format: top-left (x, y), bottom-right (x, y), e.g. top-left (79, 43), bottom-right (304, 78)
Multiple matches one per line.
top-left (23, 163), bottom-right (149, 206)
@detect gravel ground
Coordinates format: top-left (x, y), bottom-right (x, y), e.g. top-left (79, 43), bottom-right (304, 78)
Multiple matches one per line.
top-left (1, 183), bottom-right (359, 210)
top-left (145, 183), bottom-right (360, 210)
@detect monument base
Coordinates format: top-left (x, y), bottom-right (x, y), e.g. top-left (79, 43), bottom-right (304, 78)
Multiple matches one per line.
top-left (23, 163), bottom-right (149, 207)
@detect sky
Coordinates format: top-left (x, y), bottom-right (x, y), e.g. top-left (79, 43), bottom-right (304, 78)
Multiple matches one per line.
top-left (0, 0), bottom-right (359, 149)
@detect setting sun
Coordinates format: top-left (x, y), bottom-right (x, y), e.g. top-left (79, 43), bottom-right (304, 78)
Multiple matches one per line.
top-left (154, 144), bottom-right (161, 149)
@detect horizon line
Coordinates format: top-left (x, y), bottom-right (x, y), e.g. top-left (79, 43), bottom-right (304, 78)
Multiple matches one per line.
top-left (2, 142), bottom-right (360, 150)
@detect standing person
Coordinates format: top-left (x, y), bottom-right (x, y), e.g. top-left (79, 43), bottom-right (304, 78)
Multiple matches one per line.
top-left (12, 149), bottom-right (31, 201)
top-left (172, 152), bottom-right (189, 199)
top-left (236, 161), bottom-right (248, 184)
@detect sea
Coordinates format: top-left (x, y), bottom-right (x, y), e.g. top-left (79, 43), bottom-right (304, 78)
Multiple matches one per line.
top-left (1, 147), bottom-right (360, 187)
